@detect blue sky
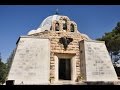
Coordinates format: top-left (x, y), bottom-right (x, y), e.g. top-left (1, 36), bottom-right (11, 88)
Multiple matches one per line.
top-left (0, 5), bottom-right (120, 63)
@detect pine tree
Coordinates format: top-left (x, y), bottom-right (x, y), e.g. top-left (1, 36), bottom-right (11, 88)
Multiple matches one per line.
top-left (0, 53), bottom-right (7, 84)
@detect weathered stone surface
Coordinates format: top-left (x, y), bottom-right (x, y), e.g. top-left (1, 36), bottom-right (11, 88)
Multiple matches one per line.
top-left (7, 37), bottom-right (50, 85)
top-left (80, 40), bottom-right (118, 81)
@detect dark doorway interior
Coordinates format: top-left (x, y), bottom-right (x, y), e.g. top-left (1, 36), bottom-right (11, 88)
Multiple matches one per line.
top-left (6, 80), bottom-right (14, 85)
top-left (59, 58), bottom-right (71, 80)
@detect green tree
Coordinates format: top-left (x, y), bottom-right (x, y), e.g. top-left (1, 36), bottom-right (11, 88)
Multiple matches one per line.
top-left (6, 49), bottom-right (15, 75)
top-left (0, 53), bottom-right (7, 84)
top-left (0, 49), bottom-right (16, 85)
top-left (0, 53), bottom-right (1, 62)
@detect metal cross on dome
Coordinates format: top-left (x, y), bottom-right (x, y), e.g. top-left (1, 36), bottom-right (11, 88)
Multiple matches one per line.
top-left (55, 8), bottom-right (59, 15)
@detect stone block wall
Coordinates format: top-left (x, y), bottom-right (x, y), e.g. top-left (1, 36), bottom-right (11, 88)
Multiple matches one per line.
top-left (29, 31), bottom-right (87, 83)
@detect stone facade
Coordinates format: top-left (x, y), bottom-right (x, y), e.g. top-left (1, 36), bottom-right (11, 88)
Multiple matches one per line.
top-left (6, 14), bottom-right (119, 85)
top-left (27, 15), bottom-right (89, 84)
top-left (28, 30), bottom-right (88, 84)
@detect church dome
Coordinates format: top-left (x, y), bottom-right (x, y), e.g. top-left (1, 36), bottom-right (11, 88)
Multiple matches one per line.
top-left (28, 14), bottom-right (70, 35)
top-left (39, 15), bottom-right (62, 29)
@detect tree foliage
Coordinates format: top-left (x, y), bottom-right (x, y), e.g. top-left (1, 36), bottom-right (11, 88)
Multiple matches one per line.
top-left (0, 60), bottom-right (7, 84)
top-left (6, 49), bottom-right (15, 73)
top-left (0, 50), bottom-right (15, 85)
top-left (97, 22), bottom-right (120, 53)
top-left (0, 53), bottom-right (7, 84)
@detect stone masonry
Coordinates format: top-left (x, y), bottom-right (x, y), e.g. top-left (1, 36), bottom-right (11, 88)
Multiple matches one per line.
top-left (29, 30), bottom-right (88, 83)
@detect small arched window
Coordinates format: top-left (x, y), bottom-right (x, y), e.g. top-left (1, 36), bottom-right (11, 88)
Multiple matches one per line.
top-left (63, 19), bottom-right (67, 30)
top-left (55, 22), bottom-right (59, 31)
top-left (70, 24), bottom-right (74, 32)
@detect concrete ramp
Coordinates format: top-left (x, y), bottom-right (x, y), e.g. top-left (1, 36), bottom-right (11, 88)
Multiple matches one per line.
top-left (7, 36), bottom-right (50, 85)
top-left (80, 40), bottom-right (118, 81)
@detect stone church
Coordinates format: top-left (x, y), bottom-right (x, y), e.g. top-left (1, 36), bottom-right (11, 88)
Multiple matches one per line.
top-left (6, 14), bottom-right (119, 85)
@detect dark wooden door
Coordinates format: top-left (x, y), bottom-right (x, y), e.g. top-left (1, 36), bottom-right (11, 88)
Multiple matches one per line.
top-left (59, 58), bottom-right (71, 80)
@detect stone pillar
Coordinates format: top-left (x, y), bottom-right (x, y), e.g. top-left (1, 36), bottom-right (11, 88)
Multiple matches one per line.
top-left (67, 20), bottom-right (70, 32)
top-left (58, 20), bottom-right (62, 31)
top-left (52, 21), bottom-right (56, 31)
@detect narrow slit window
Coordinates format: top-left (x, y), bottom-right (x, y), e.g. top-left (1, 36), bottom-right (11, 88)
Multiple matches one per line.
top-left (63, 19), bottom-right (67, 30)
top-left (55, 23), bottom-right (59, 31)
top-left (70, 24), bottom-right (74, 32)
